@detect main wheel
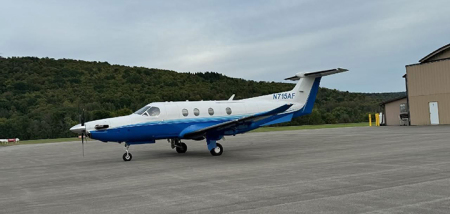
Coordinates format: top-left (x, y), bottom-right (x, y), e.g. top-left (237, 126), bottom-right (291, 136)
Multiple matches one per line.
top-left (123, 152), bottom-right (132, 161)
top-left (210, 143), bottom-right (223, 156)
top-left (176, 143), bottom-right (187, 153)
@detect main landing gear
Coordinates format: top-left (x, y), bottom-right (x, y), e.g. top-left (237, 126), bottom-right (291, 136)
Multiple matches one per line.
top-left (207, 139), bottom-right (223, 156)
top-left (170, 138), bottom-right (223, 156)
top-left (210, 143), bottom-right (223, 156)
top-left (170, 139), bottom-right (187, 153)
top-left (123, 143), bottom-right (132, 161)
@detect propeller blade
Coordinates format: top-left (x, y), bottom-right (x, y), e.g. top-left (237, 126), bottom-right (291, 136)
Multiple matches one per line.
top-left (85, 133), bottom-right (88, 154)
top-left (81, 109), bottom-right (85, 126)
top-left (82, 132), bottom-right (85, 157)
top-left (78, 105), bottom-right (86, 157)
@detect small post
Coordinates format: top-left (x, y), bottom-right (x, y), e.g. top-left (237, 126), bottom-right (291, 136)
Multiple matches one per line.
top-left (375, 113), bottom-right (379, 126)
top-left (369, 114), bottom-right (372, 127)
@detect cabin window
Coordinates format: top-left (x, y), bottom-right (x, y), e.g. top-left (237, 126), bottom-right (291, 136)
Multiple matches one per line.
top-left (182, 109), bottom-right (188, 117)
top-left (147, 107), bottom-right (160, 116)
top-left (194, 108), bottom-right (200, 116)
top-left (208, 108), bottom-right (214, 116)
top-left (226, 107), bottom-right (232, 115)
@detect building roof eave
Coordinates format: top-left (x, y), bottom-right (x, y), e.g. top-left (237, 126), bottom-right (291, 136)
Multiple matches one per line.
top-left (379, 95), bottom-right (407, 106)
top-left (419, 43), bottom-right (450, 63)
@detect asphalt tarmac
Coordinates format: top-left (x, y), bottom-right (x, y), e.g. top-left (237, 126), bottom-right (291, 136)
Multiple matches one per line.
top-left (1, 126), bottom-right (450, 214)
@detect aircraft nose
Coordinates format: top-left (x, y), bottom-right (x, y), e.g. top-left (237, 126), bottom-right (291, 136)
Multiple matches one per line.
top-left (70, 124), bottom-right (85, 134)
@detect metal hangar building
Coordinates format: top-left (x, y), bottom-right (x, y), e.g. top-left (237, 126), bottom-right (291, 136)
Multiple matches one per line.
top-left (382, 43), bottom-right (450, 125)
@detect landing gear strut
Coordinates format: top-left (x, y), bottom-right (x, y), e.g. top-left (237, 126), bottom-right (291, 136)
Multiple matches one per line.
top-left (123, 143), bottom-right (132, 161)
top-left (170, 139), bottom-right (187, 153)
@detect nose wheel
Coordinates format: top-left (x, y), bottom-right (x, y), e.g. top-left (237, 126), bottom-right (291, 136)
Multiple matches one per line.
top-left (123, 143), bottom-right (132, 161)
top-left (123, 152), bottom-right (132, 161)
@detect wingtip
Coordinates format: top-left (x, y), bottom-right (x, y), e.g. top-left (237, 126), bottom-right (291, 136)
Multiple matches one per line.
top-left (337, 68), bottom-right (349, 72)
top-left (284, 76), bottom-right (299, 81)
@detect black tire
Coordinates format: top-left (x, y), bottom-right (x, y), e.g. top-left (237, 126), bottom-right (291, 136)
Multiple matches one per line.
top-left (176, 143), bottom-right (187, 153)
top-left (210, 143), bottom-right (223, 156)
top-left (123, 152), bottom-right (132, 161)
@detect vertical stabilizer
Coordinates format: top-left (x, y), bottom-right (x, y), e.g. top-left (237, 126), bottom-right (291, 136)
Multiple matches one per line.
top-left (243, 68), bottom-right (347, 115)
top-left (285, 68), bottom-right (347, 116)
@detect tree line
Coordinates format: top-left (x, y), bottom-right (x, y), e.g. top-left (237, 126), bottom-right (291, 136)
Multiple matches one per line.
top-left (0, 57), bottom-right (404, 140)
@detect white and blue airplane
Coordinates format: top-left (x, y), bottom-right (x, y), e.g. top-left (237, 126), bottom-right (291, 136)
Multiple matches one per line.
top-left (70, 68), bottom-right (347, 161)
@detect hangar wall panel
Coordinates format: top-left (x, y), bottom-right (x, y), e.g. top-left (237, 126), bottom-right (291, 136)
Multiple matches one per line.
top-left (408, 94), bottom-right (450, 125)
top-left (385, 98), bottom-right (407, 126)
top-left (406, 59), bottom-right (450, 125)
top-left (407, 60), bottom-right (450, 97)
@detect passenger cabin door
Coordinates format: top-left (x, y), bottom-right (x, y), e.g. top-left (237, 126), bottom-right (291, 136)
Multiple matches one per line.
top-left (164, 103), bottom-right (180, 120)
top-left (429, 102), bottom-right (439, 125)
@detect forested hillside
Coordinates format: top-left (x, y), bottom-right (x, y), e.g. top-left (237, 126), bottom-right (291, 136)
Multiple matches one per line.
top-left (0, 57), bottom-right (404, 140)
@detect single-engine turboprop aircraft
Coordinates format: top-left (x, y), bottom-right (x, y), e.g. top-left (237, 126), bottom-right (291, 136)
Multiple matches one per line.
top-left (70, 68), bottom-right (347, 161)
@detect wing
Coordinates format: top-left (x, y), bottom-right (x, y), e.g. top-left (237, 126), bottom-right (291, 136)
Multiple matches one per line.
top-left (180, 104), bottom-right (293, 139)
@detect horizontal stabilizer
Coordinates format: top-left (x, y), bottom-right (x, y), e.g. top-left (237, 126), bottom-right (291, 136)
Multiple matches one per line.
top-left (285, 68), bottom-right (348, 81)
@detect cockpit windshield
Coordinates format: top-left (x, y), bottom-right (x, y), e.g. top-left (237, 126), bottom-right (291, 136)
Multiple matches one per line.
top-left (134, 106), bottom-right (160, 117)
top-left (134, 106), bottom-right (151, 115)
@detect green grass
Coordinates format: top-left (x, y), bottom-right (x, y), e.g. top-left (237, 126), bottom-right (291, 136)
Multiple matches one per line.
top-left (0, 137), bottom-right (79, 146)
top-left (252, 122), bottom-right (368, 132)
top-left (1, 122), bottom-right (369, 146)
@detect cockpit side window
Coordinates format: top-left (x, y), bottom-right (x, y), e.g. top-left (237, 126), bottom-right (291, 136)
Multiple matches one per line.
top-left (146, 107), bottom-right (160, 116)
top-left (134, 106), bottom-right (151, 115)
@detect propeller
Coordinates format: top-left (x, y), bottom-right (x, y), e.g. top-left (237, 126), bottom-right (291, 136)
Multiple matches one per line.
top-left (79, 108), bottom-right (86, 156)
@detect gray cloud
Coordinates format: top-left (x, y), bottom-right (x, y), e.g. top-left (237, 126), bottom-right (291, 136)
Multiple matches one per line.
top-left (1, 0), bottom-right (449, 92)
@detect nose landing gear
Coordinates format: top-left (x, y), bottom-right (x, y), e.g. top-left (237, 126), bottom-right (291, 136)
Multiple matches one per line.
top-left (123, 143), bottom-right (132, 161)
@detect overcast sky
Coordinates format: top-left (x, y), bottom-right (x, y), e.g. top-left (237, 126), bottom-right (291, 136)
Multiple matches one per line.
top-left (1, 0), bottom-right (449, 92)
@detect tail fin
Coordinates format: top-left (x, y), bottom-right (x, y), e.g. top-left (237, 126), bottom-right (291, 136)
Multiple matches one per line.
top-left (288, 68), bottom-right (348, 116)
top-left (242, 68), bottom-right (347, 115)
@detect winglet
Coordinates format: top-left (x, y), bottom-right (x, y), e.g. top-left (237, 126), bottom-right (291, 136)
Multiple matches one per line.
top-left (228, 94), bottom-right (235, 101)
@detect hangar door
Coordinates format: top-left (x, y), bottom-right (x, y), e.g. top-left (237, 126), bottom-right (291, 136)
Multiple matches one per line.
top-left (429, 102), bottom-right (439, 125)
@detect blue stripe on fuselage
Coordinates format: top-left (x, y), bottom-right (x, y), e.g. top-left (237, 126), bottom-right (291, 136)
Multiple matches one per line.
top-left (89, 115), bottom-right (244, 142)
